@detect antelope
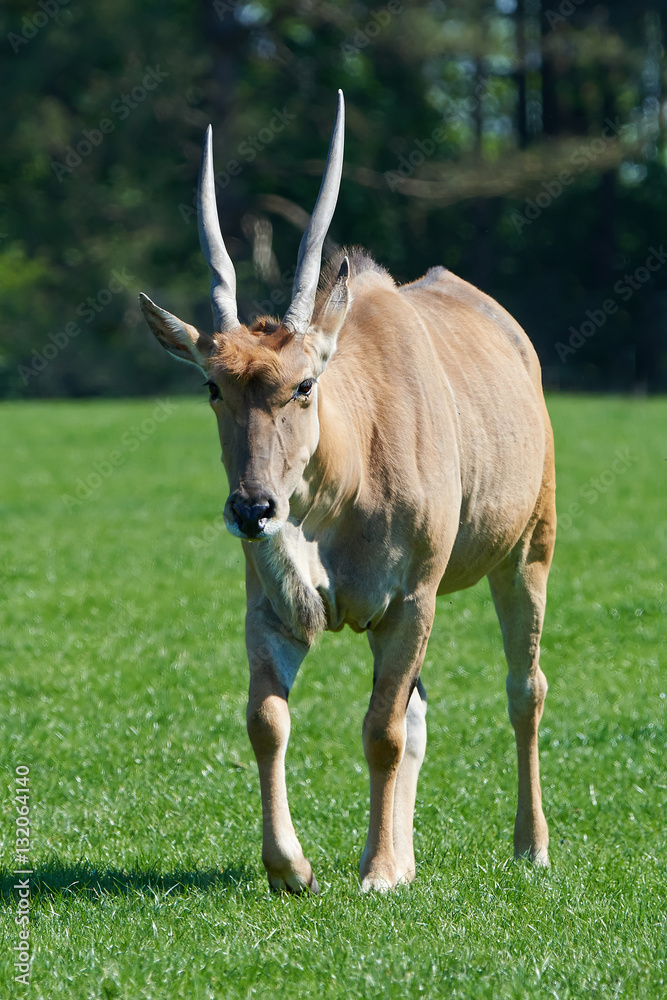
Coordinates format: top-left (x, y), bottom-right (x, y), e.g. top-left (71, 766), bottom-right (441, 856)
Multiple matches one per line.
top-left (139, 91), bottom-right (556, 893)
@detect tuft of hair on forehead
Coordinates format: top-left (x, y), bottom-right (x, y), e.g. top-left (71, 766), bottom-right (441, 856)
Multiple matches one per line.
top-left (208, 248), bottom-right (391, 385)
top-left (210, 318), bottom-right (297, 385)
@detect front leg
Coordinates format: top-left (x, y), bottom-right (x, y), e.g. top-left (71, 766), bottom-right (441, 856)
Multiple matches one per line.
top-left (247, 669), bottom-right (318, 892)
top-left (245, 578), bottom-right (317, 893)
top-left (361, 595), bottom-right (435, 892)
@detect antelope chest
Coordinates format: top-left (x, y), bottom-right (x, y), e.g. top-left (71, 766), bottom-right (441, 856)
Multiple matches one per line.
top-left (250, 521), bottom-right (391, 641)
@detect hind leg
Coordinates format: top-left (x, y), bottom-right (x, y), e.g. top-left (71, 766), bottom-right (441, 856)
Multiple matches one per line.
top-left (392, 679), bottom-right (427, 884)
top-left (487, 501), bottom-right (555, 866)
top-left (361, 595), bottom-right (434, 891)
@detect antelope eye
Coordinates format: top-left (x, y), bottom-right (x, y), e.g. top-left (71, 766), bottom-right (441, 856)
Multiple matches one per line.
top-left (296, 379), bottom-right (314, 397)
top-left (205, 380), bottom-right (221, 401)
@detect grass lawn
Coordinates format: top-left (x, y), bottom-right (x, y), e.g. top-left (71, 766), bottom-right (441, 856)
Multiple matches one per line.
top-left (0, 394), bottom-right (665, 999)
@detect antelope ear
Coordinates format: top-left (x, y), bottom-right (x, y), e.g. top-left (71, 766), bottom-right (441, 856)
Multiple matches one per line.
top-left (308, 257), bottom-right (350, 370)
top-left (139, 293), bottom-right (214, 370)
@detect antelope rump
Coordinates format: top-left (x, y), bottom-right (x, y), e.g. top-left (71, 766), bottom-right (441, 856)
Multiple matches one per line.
top-left (139, 91), bottom-right (556, 893)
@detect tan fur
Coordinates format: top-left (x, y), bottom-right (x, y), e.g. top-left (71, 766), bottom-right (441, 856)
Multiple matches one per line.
top-left (144, 250), bottom-right (556, 894)
top-left (211, 321), bottom-right (293, 385)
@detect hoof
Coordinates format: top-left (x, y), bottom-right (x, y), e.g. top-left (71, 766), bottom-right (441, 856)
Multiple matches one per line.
top-left (360, 872), bottom-right (395, 893)
top-left (268, 868), bottom-right (319, 895)
top-left (395, 868), bottom-right (417, 886)
top-left (530, 847), bottom-right (550, 868)
top-left (515, 846), bottom-right (550, 868)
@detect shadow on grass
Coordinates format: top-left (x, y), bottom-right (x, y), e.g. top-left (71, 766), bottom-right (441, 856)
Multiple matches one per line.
top-left (0, 859), bottom-right (258, 902)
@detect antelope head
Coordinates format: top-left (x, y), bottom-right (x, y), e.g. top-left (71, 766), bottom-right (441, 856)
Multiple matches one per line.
top-left (140, 92), bottom-right (349, 541)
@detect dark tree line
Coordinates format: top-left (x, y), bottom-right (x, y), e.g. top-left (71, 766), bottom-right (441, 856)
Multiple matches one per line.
top-left (0, 0), bottom-right (665, 398)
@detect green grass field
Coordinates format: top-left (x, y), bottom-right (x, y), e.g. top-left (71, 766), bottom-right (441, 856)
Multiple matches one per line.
top-left (0, 395), bottom-right (665, 999)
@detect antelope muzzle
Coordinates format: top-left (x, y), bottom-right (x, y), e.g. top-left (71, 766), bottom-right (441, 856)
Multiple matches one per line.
top-left (225, 486), bottom-right (279, 540)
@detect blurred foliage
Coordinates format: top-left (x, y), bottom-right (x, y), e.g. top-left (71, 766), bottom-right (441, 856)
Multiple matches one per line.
top-left (0, 0), bottom-right (666, 397)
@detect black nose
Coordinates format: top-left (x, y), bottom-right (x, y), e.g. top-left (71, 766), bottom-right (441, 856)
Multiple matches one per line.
top-left (231, 494), bottom-right (275, 537)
